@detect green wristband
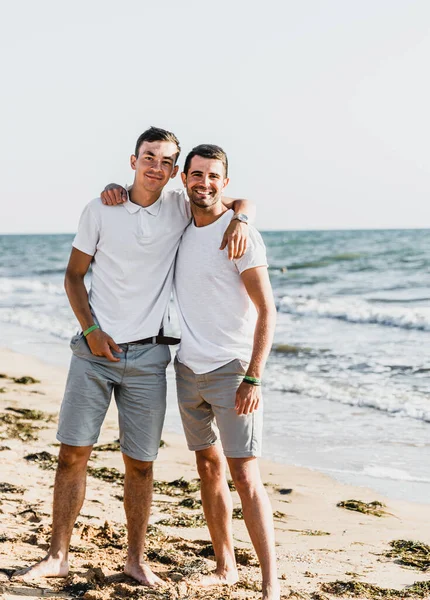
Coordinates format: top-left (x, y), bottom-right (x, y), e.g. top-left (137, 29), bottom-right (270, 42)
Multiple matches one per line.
top-left (83, 324), bottom-right (100, 337)
top-left (243, 375), bottom-right (262, 386)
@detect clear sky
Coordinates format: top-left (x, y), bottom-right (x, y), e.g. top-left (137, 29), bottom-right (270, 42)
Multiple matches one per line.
top-left (1, 0), bottom-right (429, 233)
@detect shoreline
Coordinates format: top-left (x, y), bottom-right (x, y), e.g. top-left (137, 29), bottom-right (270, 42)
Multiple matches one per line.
top-left (0, 347), bottom-right (429, 598)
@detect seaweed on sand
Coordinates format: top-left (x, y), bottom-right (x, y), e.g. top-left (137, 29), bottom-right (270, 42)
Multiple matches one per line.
top-left (24, 451), bottom-right (58, 470)
top-left (6, 407), bottom-right (47, 420)
top-left (321, 579), bottom-right (430, 598)
top-left (87, 466), bottom-right (124, 484)
top-left (12, 376), bottom-right (40, 384)
top-left (386, 540), bottom-right (430, 571)
top-left (337, 499), bottom-right (387, 517)
top-left (93, 440), bottom-right (120, 452)
top-left (0, 482), bottom-right (25, 493)
top-left (232, 507), bottom-right (244, 519)
top-left (158, 512), bottom-right (207, 528)
top-left (179, 497), bottom-right (202, 509)
top-left (153, 477), bottom-right (201, 496)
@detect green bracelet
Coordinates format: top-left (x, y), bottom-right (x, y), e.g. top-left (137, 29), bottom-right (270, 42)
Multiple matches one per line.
top-left (83, 324), bottom-right (100, 337)
top-left (243, 375), bottom-right (262, 386)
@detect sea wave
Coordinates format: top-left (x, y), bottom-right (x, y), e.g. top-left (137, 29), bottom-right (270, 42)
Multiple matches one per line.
top-left (0, 277), bottom-right (65, 296)
top-left (0, 308), bottom-right (74, 340)
top-left (265, 366), bottom-right (430, 423)
top-left (278, 295), bottom-right (430, 331)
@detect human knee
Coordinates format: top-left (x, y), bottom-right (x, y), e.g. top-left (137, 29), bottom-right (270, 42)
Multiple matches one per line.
top-left (196, 452), bottom-right (224, 482)
top-left (123, 455), bottom-right (153, 478)
top-left (230, 462), bottom-right (260, 495)
top-left (58, 444), bottom-right (91, 471)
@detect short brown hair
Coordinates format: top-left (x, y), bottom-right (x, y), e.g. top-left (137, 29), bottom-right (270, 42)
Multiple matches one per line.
top-left (183, 144), bottom-right (228, 177)
top-left (134, 127), bottom-right (181, 163)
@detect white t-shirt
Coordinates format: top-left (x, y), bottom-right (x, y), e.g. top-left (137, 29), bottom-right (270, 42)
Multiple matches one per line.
top-left (174, 209), bottom-right (268, 374)
top-left (73, 189), bottom-right (191, 343)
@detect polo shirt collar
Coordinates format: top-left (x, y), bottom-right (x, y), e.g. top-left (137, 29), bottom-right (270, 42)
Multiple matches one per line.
top-left (122, 190), bottom-right (163, 216)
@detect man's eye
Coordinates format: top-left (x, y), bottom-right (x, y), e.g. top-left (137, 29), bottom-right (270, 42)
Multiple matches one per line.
top-left (162, 161), bottom-right (171, 165)
top-left (145, 156), bottom-right (153, 161)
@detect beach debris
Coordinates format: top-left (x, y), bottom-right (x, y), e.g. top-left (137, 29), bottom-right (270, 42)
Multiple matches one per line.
top-left (0, 388), bottom-right (6, 393)
top-left (158, 512), bottom-right (207, 528)
top-left (153, 477), bottom-right (201, 497)
top-left (87, 466), bottom-right (124, 484)
top-left (235, 548), bottom-right (259, 566)
top-left (337, 499), bottom-right (387, 517)
top-left (179, 497), bottom-right (202, 509)
top-left (159, 439), bottom-right (166, 447)
top-left (0, 374), bottom-right (7, 378)
top-left (0, 482), bottom-right (25, 494)
top-left (24, 451), bottom-right (58, 470)
top-left (4, 420), bottom-right (42, 441)
top-left (273, 510), bottom-right (287, 519)
top-left (227, 479), bottom-right (236, 491)
top-left (0, 445), bottom-right (10, 451)
top-left (12, 376), bottom-right (40, 384)
top-left (6, 407), bottom-right (47, 420)
top-left (321, 579), bottom-right (430, 598)
top-left (233, 507), bottom-right (244, 519)
top-left (278, 488), bottom-right (293, 495)
top-left (93, 440), bottom-right (120, 452)
top-left (386, 540), bottom-right (430, 571)
top-left (79, 521), bottom-right (127, 549)
top-left (302, 530), bottom-right (330, 536)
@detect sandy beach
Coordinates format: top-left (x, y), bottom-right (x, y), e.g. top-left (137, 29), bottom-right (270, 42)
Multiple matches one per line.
top-left (0, 347), bottom-right (429, 600)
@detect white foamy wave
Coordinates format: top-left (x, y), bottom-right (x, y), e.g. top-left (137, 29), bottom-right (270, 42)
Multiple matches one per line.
top-left (0, 308), bottom-right (75, 340)
top-left (278, 295), bottom-right (430, 331)
top-left (0, 277), bottom-right (65, 296)
top-left (362, 466), bottom-right (430, 484)
top-left (266, 367), bottom-right (430, 422)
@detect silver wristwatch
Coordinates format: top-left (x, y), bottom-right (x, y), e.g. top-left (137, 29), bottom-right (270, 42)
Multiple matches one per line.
top-left (232, 213), bottom-right (249, 224)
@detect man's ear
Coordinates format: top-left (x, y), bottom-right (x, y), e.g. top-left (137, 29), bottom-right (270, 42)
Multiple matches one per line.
top-left (170, 165), bottom-right (179, 179)
top-left (181, 172), bottom-right (187, 187)
top-left (222, 177), bottom-right (230, 190)
top-left (130, 155), bottom-right (137, 171)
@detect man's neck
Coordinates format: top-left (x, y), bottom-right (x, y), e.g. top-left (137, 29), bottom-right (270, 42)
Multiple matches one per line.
top-left (128, 182), bottom-right (162, 207)
top-left (192, 201), bottom-right (229, 227)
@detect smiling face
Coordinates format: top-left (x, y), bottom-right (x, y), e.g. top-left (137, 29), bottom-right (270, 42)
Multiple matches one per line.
top-left (181, 155), bottom-right (229, 209)
top-left (130, 140), bottom-right (179, 194)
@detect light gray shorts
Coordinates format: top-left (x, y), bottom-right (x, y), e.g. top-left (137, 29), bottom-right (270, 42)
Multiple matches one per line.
top-left (57, 334), bottom-right (171, 461)
top-left (174, 357), bottom-right (263, 458)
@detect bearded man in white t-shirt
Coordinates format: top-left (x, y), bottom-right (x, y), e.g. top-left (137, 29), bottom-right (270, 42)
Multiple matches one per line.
top-left (174, 145), bottom-right (280, 600)
top-left (14, 128), bottom-right (254, 587)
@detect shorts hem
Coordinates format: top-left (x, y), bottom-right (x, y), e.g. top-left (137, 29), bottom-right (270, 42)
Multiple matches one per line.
top-left (187, 441), bottom-right (217, 452)
top-left (56, 433), bottom-right (97, 447)
top-left (121, 447), bottom-right (158, 462)
top-left (224, 450), bottom-right (261, 458)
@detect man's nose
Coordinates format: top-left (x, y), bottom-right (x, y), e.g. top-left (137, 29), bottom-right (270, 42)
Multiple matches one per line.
top-left (152, 159), bottom-right (163, 171)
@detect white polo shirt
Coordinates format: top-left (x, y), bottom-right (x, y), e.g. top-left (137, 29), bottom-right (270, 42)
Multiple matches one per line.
top-left (174, 210), bottom-right (268, 374)
top-left (72, 189), bottom-right (191, 343)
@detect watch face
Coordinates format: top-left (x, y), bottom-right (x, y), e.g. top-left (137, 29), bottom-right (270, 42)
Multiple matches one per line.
top-left (236, 213), bottom-right (248, 223)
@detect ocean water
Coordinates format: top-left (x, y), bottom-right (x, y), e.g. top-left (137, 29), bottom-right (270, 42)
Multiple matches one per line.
top-left (1, 230), bottom-right (429, 503)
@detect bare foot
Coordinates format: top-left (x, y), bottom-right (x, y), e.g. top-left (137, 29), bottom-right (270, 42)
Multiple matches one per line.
top-left (197, 569), bottom-right (239, 587)
top-left (12, 555), bottom-right (69, 581)
top-left (262, 581), bottom-right (281, 600)
top-left (124, 561), bottom-right (166, 587)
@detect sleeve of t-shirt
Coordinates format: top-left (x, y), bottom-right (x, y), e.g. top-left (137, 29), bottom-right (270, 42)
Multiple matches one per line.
top-left (234, 227), bottom-right (268, 274)
top-left (176, 189), bottom-right (192, 220)
top-left (72, 201), bottom-right (100, 257)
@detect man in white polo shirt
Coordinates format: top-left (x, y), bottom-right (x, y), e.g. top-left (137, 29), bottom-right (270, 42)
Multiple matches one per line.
top-left (174, 145), bottom-right (279, 600)
top-left (16, 127), bottom-right (253, 587)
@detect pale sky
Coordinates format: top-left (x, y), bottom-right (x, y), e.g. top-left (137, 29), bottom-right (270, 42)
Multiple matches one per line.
top-left (1, 0), bottom-right (429, 233)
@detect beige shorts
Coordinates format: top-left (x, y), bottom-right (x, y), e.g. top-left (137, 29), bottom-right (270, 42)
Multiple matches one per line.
top-left (174, 357), bottom-right (263, 458)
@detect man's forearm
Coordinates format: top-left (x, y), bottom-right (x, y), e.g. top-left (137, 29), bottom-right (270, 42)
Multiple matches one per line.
top-left (64, 272), bottom-right (95, 332)
top-left (223, 198), bottom-right (256, 224)
top-left (246, 306), bottom-right (277, 379)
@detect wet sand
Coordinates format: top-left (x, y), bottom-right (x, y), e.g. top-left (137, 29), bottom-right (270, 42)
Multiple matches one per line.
top-left (0, 347), bottom-right (429, 599)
